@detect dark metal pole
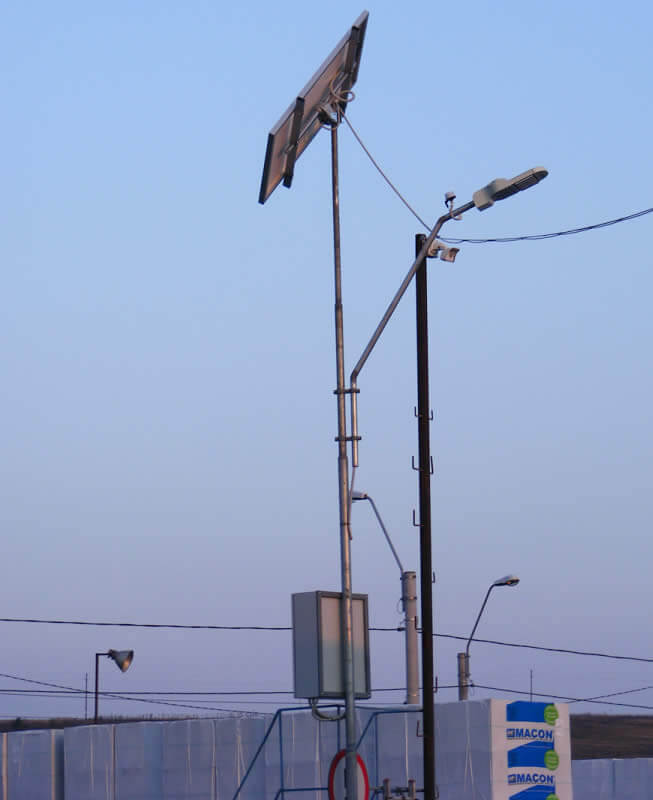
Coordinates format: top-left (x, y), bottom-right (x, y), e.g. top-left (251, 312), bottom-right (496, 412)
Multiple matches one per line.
top-left (94, 652), bottom-right (101, 723)
top-left (457, 652), bottom-right (469, 701)
top-left (415, 233), bottom-right (437, 800)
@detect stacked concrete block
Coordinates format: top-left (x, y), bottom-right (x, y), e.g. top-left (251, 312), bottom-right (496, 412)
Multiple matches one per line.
top-left (64, 724), bottom-right (114, 800)
top-left (2, 729), bottom-right (64, 800)
top-left (214, 716), bottom-right (266, 799)
top-left (161, 718), bottom-right (217, 799)
top-left (430, 700), bottom-right (573, 800)
top-left (572, 758), bottom-right (653, 800)
top-left (114, 722), bottom-right (164, 800)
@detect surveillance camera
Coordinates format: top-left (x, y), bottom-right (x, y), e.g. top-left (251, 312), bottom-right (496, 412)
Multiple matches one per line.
top-left (444, 191), bottom-right (456, 206)
top-left (427, 240), bottom-right (444, 258)
top-left (439, 247), bottom-right (459, 263)
top-left (427, 240), bottom-right (460, 262)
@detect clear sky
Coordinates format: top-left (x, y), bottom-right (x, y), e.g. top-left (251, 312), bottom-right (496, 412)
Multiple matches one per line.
top-left (2, 0), bottom-right (652, 721)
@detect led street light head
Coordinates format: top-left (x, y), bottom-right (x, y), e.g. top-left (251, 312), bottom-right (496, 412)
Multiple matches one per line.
top-left (473, 166), bottom-right (548, 210)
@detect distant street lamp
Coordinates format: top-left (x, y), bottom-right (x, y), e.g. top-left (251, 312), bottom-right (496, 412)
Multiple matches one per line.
top-left (94, 649), bottom-right (134, 723)
top-left (457, 576), bottom-right (519, 700)
top-left (351, 490), bottom-right (419, 704)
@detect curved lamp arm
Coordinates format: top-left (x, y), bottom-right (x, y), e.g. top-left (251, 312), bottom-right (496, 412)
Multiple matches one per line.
top-left (466, 575), bottom-right (520, 657)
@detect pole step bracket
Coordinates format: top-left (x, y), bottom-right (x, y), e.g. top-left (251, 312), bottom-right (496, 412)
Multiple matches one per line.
top-left (411, 456), bottom-right (434, 475)
top-left (414, 405), bottom-right (434, 421)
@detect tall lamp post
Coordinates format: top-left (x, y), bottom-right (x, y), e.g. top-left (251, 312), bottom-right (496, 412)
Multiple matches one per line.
top-left (351, 490), bottom-right (419, 704)
top-left (94, 649), bottom-right (134, 723)
top-left (457, 575), bottom-right (519, 700)
top-left (348, 168), bottom-right (547, 800)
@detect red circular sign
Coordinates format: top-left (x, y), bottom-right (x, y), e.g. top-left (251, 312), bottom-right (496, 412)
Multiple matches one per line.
top-left (327, 749), bottom-right (370, 800)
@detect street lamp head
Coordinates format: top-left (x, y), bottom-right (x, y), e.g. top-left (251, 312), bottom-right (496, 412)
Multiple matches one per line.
top-left (107, 649), bottom-right (134, 672)
top-left (473, 167), bottom-right (548, 211)
top-left (492, 574), bottom-right (520, 588)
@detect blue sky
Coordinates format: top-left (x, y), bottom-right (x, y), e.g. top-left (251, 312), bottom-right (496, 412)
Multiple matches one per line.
top-left (2, 0), bottom-right (652, 719)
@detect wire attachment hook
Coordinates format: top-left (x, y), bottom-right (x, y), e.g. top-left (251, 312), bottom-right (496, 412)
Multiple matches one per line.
top-left (445, 191), bottom-right (462, 220)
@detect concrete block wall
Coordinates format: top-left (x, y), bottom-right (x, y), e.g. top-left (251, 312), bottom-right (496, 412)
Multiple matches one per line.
top-left (0, 706), bottom-right (651, 799)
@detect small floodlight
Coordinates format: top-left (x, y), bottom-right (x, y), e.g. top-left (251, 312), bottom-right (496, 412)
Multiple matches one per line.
top-left (108, 649), bottom-right (134, 672)
top-left (473, 167), bottom-right (548, 211)
top-left (94, 648), bottom-right (135, 722)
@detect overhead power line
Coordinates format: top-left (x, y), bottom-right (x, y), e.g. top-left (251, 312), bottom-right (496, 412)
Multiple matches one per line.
top-left (3, 668), bottom-right (653, 714)
top-left (341, 109), bottom-right (653, 244)
top-left (440, 206), bottom-right (653, 244)
top-left (0, 617), bottom-right (290, 631)
top-left (1, 616), bottom-right (650, 666)
top-left (0, 671), bottom-right (260, 716)
top-left (434, 632), bottom-right (653, 664)
top-left (472, 684), bottom-right (653, 712)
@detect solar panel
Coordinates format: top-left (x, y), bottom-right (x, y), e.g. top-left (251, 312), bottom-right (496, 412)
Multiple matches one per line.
top-left (258, 11), bottom-right (369, 204)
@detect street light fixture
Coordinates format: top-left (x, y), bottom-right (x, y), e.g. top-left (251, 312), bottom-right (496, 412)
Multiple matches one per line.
top-left (351, 490), bottom-right (419, 704)
top-left (94, 649), bottom-right (134, 723)
top-left (348, 167), bottom-right (546, 800)
top-left (348, 166), bottom-right (549, 423)
top-left (457, 576), bottom-right (519, 700)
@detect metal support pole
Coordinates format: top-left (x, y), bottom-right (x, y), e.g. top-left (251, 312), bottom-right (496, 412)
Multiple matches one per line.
top-left (402, 571), bottom-right (420, 704)
top-left (457, 652), bottom-right (469, 701)
top-left (94, 652), bottom-right (101, 723)
top-left (329, 119), bottom-right (358, 800)
top-left (415, 233), bottom-right (437, 799)
top-left (352, 492), bottom-right (417, 705)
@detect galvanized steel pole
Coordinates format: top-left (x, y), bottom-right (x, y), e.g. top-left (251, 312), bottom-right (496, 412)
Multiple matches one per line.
top-left (402, 570), bottom-right (420, 705)
top-left (329, 118), bottom-right (358, 800)
top-left (352, 491), bottom-right (419, 705)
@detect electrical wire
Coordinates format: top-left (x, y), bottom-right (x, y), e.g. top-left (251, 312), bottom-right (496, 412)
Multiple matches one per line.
top-left (1, 616), bottom-right (650, 665)
top-left (0, 617), bottom-right (290, 630)
top-left (4, 665), bottom-right (653, 714)
top-left (434, 632), bottom-right (653, 664)
top-left (440, 206), bottom-right (653, 244)
top-left (340, 110), bottom-right (430, 230)
top-left (340, 109), bottom-right (653, 244)
top-left (0, 672), bottom-right (259, 716)
top-left (567, 685), bottom-right (653, 705)
top-left (472, 684), bottom-right (653, 712)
